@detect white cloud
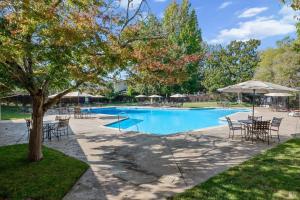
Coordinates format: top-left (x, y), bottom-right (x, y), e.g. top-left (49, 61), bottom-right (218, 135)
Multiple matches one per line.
top-left (119, 0), bottom-right (143, 9)
top-left (210, 6), bottom-right (298, 44)
top-left (238, 7), bottom-right (268, 18)
top-left (154, 0), bottom-right (167, 2)
top-left (219, 1), bottom-right (232, 10)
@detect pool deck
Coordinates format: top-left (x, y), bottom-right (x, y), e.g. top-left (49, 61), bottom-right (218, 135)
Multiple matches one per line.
top-left (0, 107), bottom-right (299, 200)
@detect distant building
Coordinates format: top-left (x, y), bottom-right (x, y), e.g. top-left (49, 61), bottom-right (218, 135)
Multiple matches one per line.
top-left (113, 80), bottom-right (127, 93)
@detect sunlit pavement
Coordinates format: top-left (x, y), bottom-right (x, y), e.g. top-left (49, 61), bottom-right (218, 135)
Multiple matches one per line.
top-left (0, 107), bottom-right (299, 200)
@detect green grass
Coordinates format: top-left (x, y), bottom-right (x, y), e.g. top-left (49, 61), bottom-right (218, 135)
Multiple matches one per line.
top-left (0, 144), bottom-right (89, 200)
top-left (171, 139), bottom-right (300, 200)
top-left (0, 106), bottom-right (31, 120)
top-left (183, 101), bottom-right (252, 108)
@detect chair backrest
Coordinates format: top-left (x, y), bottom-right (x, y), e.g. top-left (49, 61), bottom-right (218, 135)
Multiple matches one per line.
top-left (226, 117), bottom-right (233, 128)
top-left (253, 120), bottom-right (270, 131)
top-left (55, 115), bottom-right (71, 120)
top-left (74, 107), bottom-right (81, 114)
top-left (248, 115), bottom-right (262, 121)
top-left (58, 118), bottom-right (70, 128)
top-left (271, 117), bottom-right (283, 127)
top-left (25, 119), bottom-right (31, 128)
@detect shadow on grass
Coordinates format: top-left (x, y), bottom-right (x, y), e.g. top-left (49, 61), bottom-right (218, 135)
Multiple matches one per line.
top-left (170, 139), bottom-right (300, 200)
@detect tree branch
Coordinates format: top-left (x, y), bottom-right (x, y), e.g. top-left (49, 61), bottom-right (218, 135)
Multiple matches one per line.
top-left (43, 81), bottom-right (83, 111)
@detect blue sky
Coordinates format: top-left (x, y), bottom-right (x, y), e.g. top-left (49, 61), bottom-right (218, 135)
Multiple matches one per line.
top-left (122, 0), bottom-right (299, 49)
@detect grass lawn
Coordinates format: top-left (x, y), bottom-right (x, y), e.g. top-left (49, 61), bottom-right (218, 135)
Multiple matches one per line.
top-left (183, 101), bottom-right (252, 108)
top-left (0, 106), bottom-right (31, 120)
top-left (0, 144), bottom-right (89, 200)
top-left (171, 139), bottom-right (300, 200)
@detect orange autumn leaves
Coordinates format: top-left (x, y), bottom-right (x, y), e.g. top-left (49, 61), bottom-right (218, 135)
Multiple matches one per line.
top-left (131, 40), bottom-right (201, 86)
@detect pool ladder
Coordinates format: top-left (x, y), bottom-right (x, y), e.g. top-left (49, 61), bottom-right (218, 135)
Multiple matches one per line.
top-left (117, 112), bottom-right (140, 132)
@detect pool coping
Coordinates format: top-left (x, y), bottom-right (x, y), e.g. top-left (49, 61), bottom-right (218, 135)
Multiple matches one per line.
top-left (92, 107), bottom-right (251, 137)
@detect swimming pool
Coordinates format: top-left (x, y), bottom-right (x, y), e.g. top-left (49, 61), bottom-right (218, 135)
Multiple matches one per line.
top-left (88, 107), bottom-right (249, 135)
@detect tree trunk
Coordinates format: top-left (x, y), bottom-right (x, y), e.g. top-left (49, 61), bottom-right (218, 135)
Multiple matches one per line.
top-left (28, 93), bottom-right (44, 161)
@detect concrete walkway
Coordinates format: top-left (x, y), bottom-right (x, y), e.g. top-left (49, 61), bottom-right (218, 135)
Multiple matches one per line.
top-left (0, 108), bottom-right (299, 200)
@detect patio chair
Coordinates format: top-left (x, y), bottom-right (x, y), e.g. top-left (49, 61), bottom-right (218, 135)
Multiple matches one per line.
top-left (56, 118), bottom-right (70, 138)
top-left (55, 115), bottom-right (70, 121)
top-left (248, 115), bottom-right (263, 121)
top-left (74, 107), bottom-right (83, 119)
top-left (252, 120), bottom-right (271, 144)
top-left (226, 117), bottom-right (244, 139)
top-left (43, 122), bottom-right (59, 141)
top-left (269, 117), bottom-right (283, 142)
top-left (25, 119), bottom-right (32, 139)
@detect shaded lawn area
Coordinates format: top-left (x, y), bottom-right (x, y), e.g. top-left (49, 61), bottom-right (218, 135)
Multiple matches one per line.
top-left (0, 144), bottom-right (89, 200)
top-left (0, 106), bottom-right (31, 120)
top-left (171, 139), bottom-right (300, 200)
top-left (183, 101), bottom-right (252, 108)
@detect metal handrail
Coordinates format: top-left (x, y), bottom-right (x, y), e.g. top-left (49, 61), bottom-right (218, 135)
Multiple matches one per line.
top-left (117, 111), bottom-right (140, 132)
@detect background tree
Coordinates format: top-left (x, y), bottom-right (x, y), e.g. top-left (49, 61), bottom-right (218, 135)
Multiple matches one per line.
top-left (126, 0), bottom-right (203, 95)
top-left (202, 39), bottom-right (261, 92)
top-left (255, 37), bottom-right (300, 87)
top-left (163, 0), bottom-right (203, 93)
top-left (0, 0), bottom-right (147, 161)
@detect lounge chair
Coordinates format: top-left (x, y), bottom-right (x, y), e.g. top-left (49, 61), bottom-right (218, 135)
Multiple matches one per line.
top-left (289, 110), bottom-right (300, 117)
top-left (226, 117), bottom-right (244, 139)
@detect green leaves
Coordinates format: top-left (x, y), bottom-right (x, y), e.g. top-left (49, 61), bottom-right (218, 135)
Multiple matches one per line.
top-left (202, 40), bottom-right (261, 92)
top-left (255, 38), bottom-right (300, 88)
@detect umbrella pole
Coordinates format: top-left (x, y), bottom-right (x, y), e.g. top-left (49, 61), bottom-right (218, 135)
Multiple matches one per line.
top-left (252, 89), bottom-right (256, 118)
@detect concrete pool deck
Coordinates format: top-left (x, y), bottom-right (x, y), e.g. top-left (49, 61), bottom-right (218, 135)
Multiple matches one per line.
top-left (0, 107), bottom-right (299, 200)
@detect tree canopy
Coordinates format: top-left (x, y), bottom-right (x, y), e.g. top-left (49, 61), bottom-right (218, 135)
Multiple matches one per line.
top-left (126, 0), bottom-right (203, 95)
top-left (255, 37), bottom-right (300, 87)
top-left (202, 40), bottom-right (261, 92)
top-left (0, 0), bottom-right (148, 161)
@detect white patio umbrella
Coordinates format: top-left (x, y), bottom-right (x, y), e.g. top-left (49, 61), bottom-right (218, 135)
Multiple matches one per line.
top-left (218, 80), bottom-right (298, 117)
top-left (149, 95), bottom-right (162, 104)
top-left (49, 91), bottom-right (93, 98)
top-left (135, 94), bottom-right (148, 98)
top-left (264, 93), bottom-right (293, 97)
top-left (92, 94), bottom-right (105, 98)
top-left (149, 95), bottom-right (162, 98)
top-left (49, 91), bottom-right (93, 105)
top-left (170, 94), bottom-right (187, 98)
top-left (265, 93), bottom-right (294, 111)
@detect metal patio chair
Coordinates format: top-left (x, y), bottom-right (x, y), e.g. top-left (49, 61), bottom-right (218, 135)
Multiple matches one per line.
top-left (226, 117), bottom-right (244, 139)
top-left (269, 117), bottom-right (283, 142)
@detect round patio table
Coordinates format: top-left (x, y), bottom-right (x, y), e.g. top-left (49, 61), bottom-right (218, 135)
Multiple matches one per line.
top-left (238, 120), bottom-right (254, 140)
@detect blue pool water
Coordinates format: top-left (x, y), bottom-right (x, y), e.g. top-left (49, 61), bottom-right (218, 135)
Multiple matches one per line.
top-left (88, 107), bottom-right (249, 135)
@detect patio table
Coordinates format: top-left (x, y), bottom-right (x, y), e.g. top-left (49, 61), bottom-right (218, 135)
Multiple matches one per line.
top-left (238, 120), bottom-right (254, 140)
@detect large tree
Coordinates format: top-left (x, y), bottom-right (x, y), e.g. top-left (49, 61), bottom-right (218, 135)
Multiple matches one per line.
top-left (125, 14), bottom-right (201, 95)
top-left (0, 0), bottom-right (147, 161)
top-left (163, 0), bottom-right (203, 93)
top-left (202, 40), bottom-right (261, 92)
top-left (255, 37), bottom-right (300, 87)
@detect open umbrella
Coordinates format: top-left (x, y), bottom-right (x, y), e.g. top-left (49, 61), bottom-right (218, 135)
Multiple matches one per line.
top-left (92, 95), bottom-right (105, 98)
top-left (149, 95), bottom-right (162, 98)
top-left (265, 93), bottom-right (294, 111)
top-left (170, 94), bottom-right (187, 98)
top-left (264, 93), bottom-right (293, 97)
top-left (135, 95), bottom-right (148, 98)
top-left (218, 80), bottom-right (298, 117)
top-left (149, 95), bottom-right (162, 104)
top-left (49, 91), bottom-right (93, 105)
